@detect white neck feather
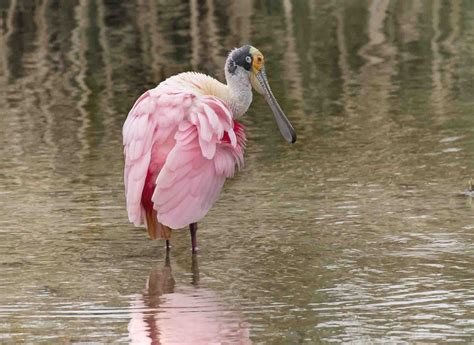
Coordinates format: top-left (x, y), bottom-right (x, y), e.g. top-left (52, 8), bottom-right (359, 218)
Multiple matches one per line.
top-left (171, 69), bottom-right (253, 118)
top-left (224, 68), bottom-right (253, 118)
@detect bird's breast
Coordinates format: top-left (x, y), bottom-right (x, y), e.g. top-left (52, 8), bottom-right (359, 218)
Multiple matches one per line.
top-left (221, 119), bottom-right (244, 143)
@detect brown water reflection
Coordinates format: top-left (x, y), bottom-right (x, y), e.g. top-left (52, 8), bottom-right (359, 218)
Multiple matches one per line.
top-left (1, 0), bottom-right (473, 343)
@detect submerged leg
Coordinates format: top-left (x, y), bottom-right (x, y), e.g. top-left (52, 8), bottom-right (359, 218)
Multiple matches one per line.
top-left (165, 247), bottom-right (171, 266)
top-left (190, 223), bottom-right (198, 253)
top-left (191, 253), bottom-right (199, 287)
top-left (166, 240), bottom-right (170, 251)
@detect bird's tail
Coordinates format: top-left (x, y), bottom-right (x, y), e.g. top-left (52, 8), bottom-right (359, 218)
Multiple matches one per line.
top-left (145, 208), bottom-right (172, 240)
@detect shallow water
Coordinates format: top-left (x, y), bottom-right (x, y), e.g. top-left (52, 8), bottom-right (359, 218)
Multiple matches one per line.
top-left (1, 0), bottom-right (474, 343)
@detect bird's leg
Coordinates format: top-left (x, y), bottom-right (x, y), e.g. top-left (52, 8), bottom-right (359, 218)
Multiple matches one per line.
top-left (165, 247), bottom-right (171, 266)
top-left (191, 254), bottom-right (199, 287)
top-left (166, 240), bottom-right (170, 251)
top-left (190, 223), bottom-right (198, 253)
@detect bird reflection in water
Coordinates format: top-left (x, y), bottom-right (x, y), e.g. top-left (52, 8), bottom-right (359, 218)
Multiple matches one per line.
top-left (128, 254), bottom-right (251, 344)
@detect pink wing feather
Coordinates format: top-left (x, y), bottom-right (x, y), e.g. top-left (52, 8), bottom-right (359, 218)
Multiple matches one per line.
top-left (123, 77), bottom-right (245, 230)
top-left (123, 92), bottom-right (155, 226)
top-left (153, 96), bottom-right (243, 229)
top-left (123, 90), bottom-right (192, 225)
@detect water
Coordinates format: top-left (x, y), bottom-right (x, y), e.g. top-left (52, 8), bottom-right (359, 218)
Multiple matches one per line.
top-left (1, 0), bottom-right (473, 343)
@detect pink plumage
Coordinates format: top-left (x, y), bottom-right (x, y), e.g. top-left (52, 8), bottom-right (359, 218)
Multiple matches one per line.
top-left (123, 72), bottom-right (246, 240)
top-left (123, 46), bottom-right (295, 251)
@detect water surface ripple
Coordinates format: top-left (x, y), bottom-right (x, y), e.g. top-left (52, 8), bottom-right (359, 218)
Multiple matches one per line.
top-left (1, 0), bottom-right (473, 343)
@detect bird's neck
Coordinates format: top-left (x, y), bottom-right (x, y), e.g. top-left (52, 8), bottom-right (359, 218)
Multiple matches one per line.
top-left (223, 72), bottom-right (253, 118)
top-left (198, 71), bottom-right (252, 118)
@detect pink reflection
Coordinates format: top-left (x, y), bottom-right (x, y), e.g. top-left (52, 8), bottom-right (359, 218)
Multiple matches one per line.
top-left (128, 255), bottom-right (251, 344)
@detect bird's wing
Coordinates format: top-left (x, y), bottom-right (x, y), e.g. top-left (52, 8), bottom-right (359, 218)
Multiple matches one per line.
top-left (152, 95), bottom-right (241, 229)
top-left (123, 90), bottom-right (195, 226)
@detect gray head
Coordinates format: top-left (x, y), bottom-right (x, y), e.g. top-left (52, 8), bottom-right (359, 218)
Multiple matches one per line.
top-left (226, 45), bottom-right (254, 74)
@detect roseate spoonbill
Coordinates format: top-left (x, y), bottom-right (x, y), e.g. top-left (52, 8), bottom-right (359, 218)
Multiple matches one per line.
top-left (123, 45), bottom-right (296, 253)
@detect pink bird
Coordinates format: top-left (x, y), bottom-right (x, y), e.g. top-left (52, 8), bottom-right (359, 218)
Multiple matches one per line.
top-left (123, 45), bottom-right (296, 253)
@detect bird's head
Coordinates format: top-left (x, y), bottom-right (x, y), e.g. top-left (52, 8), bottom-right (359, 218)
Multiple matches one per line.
top-left (225, 45), bottom-right (296, 144)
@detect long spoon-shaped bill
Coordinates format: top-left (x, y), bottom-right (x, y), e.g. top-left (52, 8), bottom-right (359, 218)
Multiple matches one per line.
top-left (256, 68), bottom-right (297, 143)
